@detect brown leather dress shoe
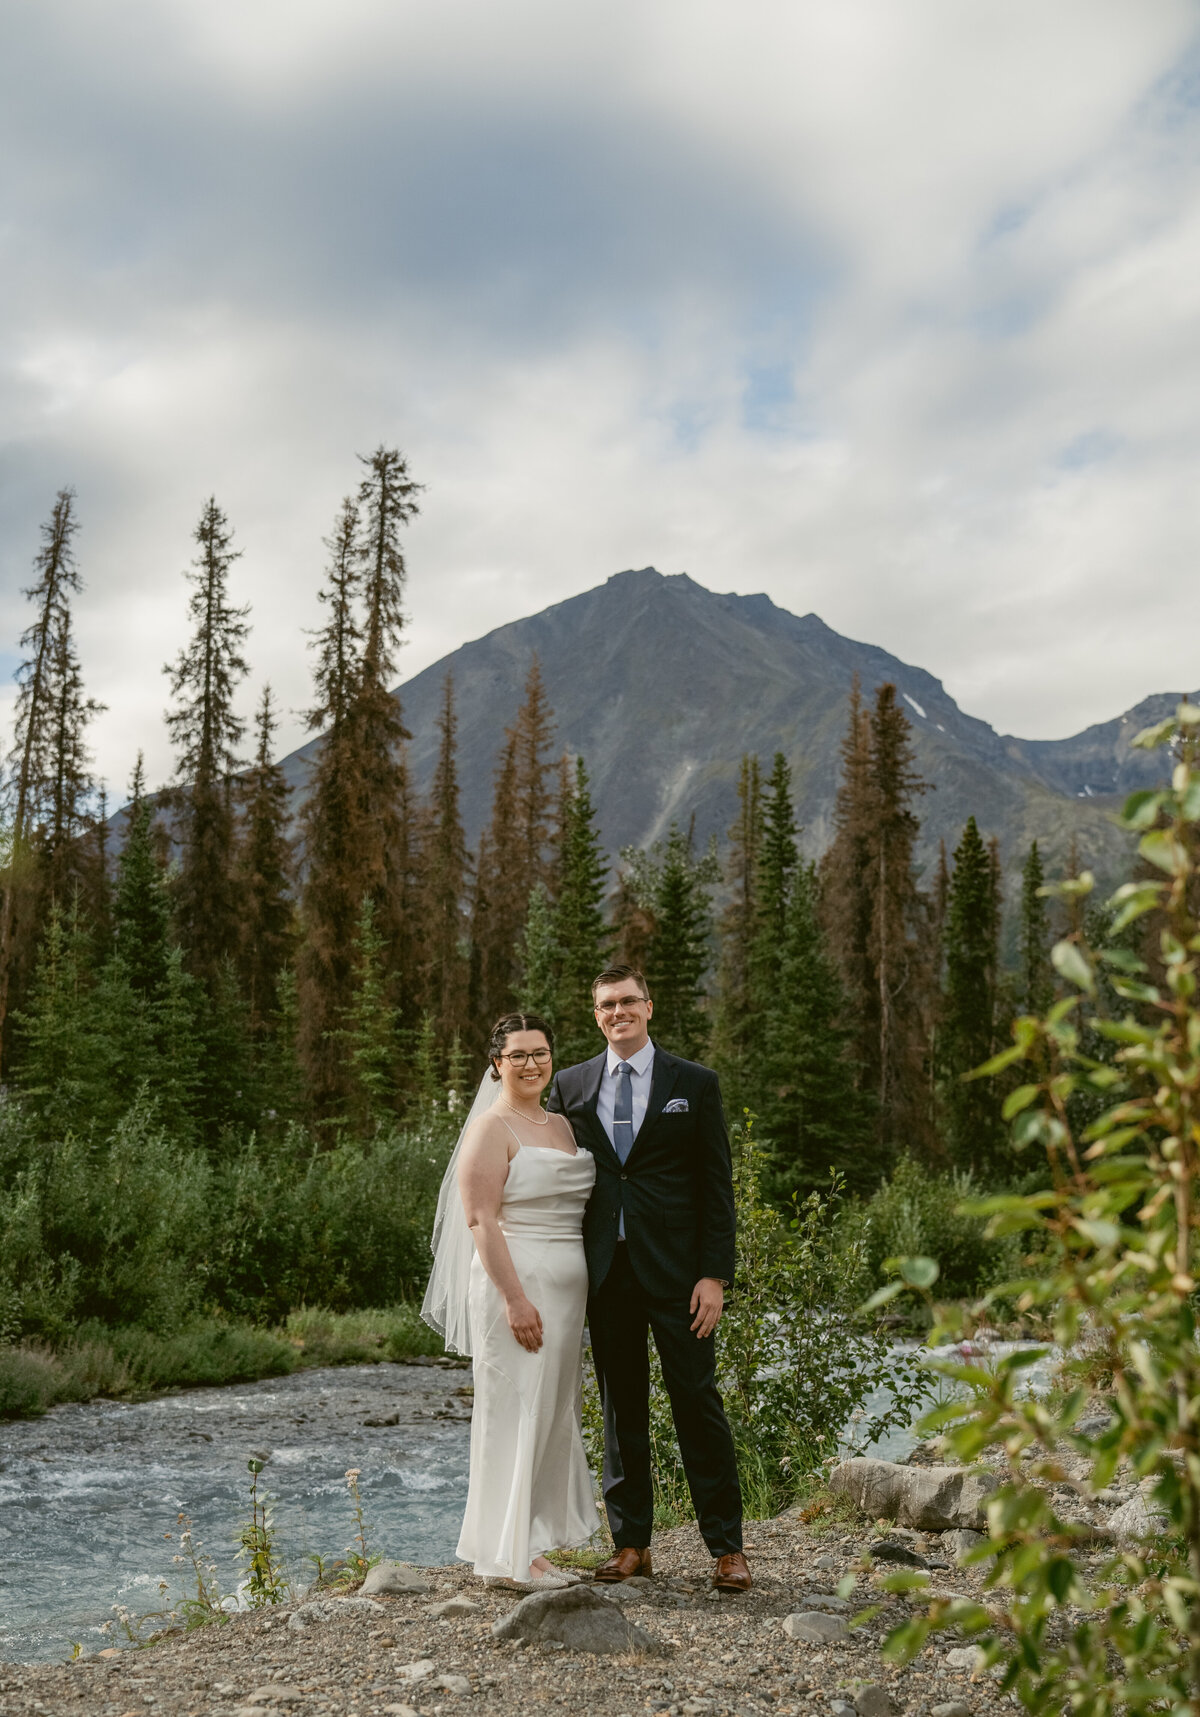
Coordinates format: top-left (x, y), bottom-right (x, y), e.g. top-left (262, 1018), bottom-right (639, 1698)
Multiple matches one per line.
top-left (592, 1546), bottom-right (653, 1583)
top-left (712, 1551), bottom-right (752, 1591)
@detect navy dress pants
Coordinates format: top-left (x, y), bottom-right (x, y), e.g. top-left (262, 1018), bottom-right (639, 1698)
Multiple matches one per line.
top-left (587, 1245), bottom-right (743, 1556)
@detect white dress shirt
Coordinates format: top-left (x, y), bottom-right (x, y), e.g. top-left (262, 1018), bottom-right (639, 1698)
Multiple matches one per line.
top-left (596, 1039), bottom-right (655, 1238)
top-left (596, 1037), bottom-right (656, 1147)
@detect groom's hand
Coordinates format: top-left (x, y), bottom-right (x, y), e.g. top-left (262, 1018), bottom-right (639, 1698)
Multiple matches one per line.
top-left (689, 1278), bottom-right (724, 1339)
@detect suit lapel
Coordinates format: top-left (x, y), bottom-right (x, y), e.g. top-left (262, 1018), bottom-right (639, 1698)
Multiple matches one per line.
top-left (575, 1052), bottom-right (619, 1167)
top-left (626, 1047), bottom-right (680, 1163)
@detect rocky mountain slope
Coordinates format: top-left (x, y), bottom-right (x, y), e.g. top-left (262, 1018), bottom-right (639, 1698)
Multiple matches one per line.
top-left (279, 567), bottom-right (1193, 889)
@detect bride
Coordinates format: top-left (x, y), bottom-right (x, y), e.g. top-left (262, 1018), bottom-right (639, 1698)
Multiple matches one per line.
top-left (421, 1012), bottom-right (601, 1588)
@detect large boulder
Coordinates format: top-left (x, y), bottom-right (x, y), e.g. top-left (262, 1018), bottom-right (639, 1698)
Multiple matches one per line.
top-left (491, 1586), bottom-right (662, 1655)
top-left (829, 1458), bottom-right (998, 1530)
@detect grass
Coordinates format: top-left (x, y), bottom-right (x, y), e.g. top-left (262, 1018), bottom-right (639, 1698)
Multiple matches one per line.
top-left (0, 1303), bottom-right (446, 1419)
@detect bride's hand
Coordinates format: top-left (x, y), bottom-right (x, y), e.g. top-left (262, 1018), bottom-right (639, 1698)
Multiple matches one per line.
top-left (506, 1295), bottom-right (544, 1353)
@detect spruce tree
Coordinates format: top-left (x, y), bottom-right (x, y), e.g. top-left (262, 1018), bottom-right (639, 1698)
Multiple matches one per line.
top-left (419, 673), bottom-right (471, 1046)
top-left (711, 755), bottom-right (762, 1100)
top-left (300, 497), bottom-right (366, 1104)
top-left (640, 823), bottom-right (718, 1061)
top-left (164, 496), bottom-right (250, 988)
top-left (942, 816), bottom-right (1002, 1168)
top-left (333, 896), bottom-right (399, 1135)
top-left (469, 732), bottom-right (522, 1035)
top-left (14, 893), bottom-right (97, 1140)
top-left (760, 862), bottom-right (872, 1197)
top-left (820, 681), bottom-right (933, 1159)
top-left (1018, 840), bottom-right (1053, 1017)
top-left (515, 881), bottom-right (560, 1019)
top-left (819, 678), bottom-right (877, 1083)
top-left (511, 655), bottom-right (557, 892)
top-left (112, 756), bottom-right (171, 1000)
top-left (0, 489), bottom-right (94, 1067)
top-left (868, 684), bottom-right (930, 1141)
top-left (552, 757), bottom-right (610, 1066)
top-left (346, 446), bottom-right (421, 1016)
top-left (42, 580), bottom-right (104, 906)
top-left (236, 686), bottom-right (296, 1035)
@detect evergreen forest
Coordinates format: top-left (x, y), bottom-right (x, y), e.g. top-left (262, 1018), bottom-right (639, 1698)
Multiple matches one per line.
top-left (0, 453), bottom-right (1105, 1407)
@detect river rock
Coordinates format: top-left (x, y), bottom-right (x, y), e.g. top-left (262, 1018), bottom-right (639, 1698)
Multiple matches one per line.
top-left (287, 1595), bottom-right (387, 1632)
top-left (944, 1646), bottom-right (982, 1672)
top-left (426, 1598), bottom-right (481, 1618)
top-left (793, 1592), bottom-right (850, 1612)
top-left (434, 1674), bottom-right (472, 1695)
top-left (243, 1688), bottom-right (304, 1706)
top-left (491, 1586), bottom-right (662, 1655)
top-left (946, 1529), bottom-right (985, 1562)
top-left (931, 1704), bottom-right (973, 1717)
top-left (868, 1539), bottom-right (928, 1567)
top-left (394, 1660), bottom-right (436, 1682)
top-left (362, 1560), bottom-right (434, 1595)
top-left (829, 1458), bottom-right (998, 1529)
top-left (782, 1611), bottom-right (849, 1643)
top-left (855, 1687), bottom-right (898, 1717)
top-left (1107, 1492), bottom-right (1168, 1541)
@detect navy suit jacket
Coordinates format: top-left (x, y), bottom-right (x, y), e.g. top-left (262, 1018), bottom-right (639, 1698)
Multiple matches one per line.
top-left (547, 1046), bottom-right (736, 1300)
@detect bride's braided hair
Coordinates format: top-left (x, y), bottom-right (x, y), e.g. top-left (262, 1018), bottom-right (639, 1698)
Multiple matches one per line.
top-left (488, 1013), bottom-right (556, 1080)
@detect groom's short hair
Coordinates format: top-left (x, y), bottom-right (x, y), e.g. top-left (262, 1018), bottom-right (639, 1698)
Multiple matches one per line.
top-left (591, 963), bottom-right (650, 1002)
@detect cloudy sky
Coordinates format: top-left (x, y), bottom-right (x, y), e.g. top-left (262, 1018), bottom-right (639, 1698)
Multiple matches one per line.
top-left (3, 0), bottom-right (1199, 797)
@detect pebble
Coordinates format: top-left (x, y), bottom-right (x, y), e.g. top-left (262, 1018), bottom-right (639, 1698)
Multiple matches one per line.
top-left (931, 1704), bottom-right (973, 1717)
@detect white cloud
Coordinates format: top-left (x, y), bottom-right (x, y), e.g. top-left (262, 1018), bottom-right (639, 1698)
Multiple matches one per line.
top-left (2, 0), bottom-right (1199, 797)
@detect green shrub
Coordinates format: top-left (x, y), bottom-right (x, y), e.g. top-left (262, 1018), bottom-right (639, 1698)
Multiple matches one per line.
top-left (855, 1154), bottom-right (1022, 1300)
top-left (282, 1303), bottom-right (443, 1366)
top-left (0, 1344), bottom-right (60, 1416)
top-left (879, 702), bottom-right (1200, 1716)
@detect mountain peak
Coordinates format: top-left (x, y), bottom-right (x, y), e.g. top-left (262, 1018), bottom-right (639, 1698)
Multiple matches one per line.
top-left (277, 567), bottom-right (1166, 886)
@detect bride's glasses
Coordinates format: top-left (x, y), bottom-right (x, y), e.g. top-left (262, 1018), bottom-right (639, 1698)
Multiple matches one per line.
top-left (498, 1048), bottom-right (552, 1067)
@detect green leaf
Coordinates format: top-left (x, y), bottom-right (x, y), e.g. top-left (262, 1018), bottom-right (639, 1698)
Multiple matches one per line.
top-left (970, 1043), bottom-right (1029, 1078)
top-left (1002, 1084), bottom-right (1040, 1120)
top-left (1073, 1218), bottom-right (1120, 1250)
top-left (1131, 717), bottom-right (1177, 750)
top-left (1139, 828), bottom-right (1188, 876)
top-left (1177, 700), bottom-right (1200, 727)
top-left (1052, 940), bottom-right (1095, 995)
top-left (860, 1281), bottom-right (905, 1312)
top-left (1121, 790), bottom-right (1168, 830)
top-left (888, 1255), bottom-right (939, 1289)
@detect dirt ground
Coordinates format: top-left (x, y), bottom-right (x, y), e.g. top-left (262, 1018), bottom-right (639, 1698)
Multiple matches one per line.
top-left (0, 1507), bottom-right (1013, 1717)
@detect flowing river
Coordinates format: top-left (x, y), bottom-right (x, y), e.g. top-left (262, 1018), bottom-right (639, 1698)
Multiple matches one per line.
top-left (0, 1362), bottom-right (472, 1665)
top-left (0, 1339), bottom-right (1055, 1664)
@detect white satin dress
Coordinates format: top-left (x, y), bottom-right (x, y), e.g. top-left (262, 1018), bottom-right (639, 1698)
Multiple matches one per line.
top-left (457, 1135), bottom-right (601, 1579)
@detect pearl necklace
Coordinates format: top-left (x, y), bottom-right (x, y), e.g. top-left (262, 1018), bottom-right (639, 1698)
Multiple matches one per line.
top-left (500, 1098), bottom-right (549, 1127)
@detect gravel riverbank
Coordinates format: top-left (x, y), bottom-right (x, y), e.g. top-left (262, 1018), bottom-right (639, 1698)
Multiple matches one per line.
top-left (0, 1506), bottom-right (1016, 1717)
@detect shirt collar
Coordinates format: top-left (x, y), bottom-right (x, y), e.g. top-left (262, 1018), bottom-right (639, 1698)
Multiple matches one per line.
top-left (606, 1038), bottom-right (656, 1079)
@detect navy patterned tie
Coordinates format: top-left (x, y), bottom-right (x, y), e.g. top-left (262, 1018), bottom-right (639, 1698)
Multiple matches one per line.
top-left (613, 1061), bottom-right (634, 1163)
top-left (613, 1061), bottom-right (634, 1240)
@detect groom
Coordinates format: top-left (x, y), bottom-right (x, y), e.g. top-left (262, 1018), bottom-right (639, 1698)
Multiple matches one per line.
top-left (547, 965), bottom-right (751, 1592)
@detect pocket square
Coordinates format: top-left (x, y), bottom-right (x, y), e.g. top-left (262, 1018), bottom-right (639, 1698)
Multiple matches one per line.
top-left (663, 1097), bottom-right (689, 1114)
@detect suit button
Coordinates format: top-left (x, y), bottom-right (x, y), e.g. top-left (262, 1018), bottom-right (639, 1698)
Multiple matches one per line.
top-left (620, 1173), bottom-right (628, 1181)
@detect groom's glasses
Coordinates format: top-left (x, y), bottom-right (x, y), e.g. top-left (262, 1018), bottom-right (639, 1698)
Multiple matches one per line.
top-left (498, 1049), bottom-right (552, 1067)
top-left (594, 995), bottom-right (649, 1015)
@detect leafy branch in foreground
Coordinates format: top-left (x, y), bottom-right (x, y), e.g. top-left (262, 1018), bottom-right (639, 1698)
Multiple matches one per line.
top-left (870, 700), bottom-right (1200, 1716)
